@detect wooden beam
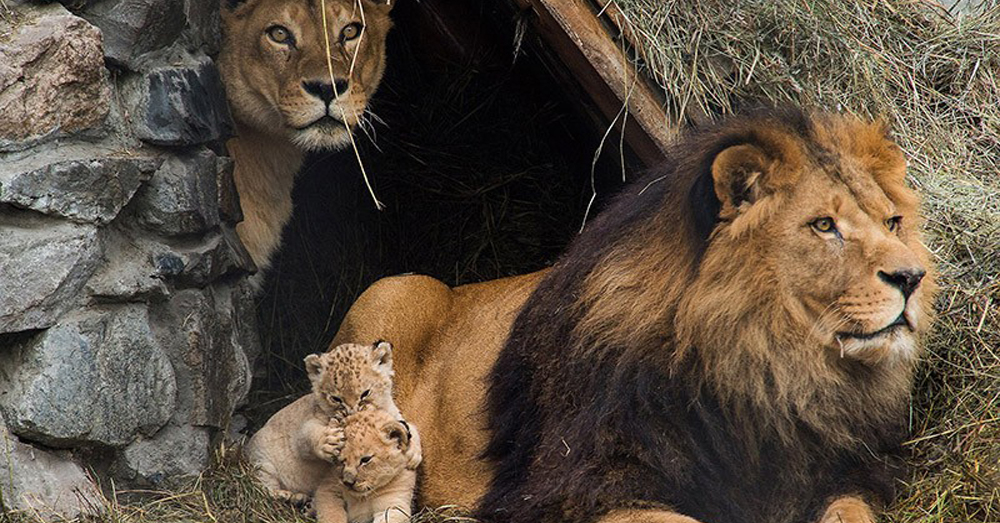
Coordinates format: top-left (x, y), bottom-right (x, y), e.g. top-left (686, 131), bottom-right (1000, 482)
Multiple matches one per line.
top-left (512, 0), bottom-right (675, 166)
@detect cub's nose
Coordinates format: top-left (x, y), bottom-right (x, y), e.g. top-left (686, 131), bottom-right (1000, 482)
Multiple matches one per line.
top-left (878, 268), bottom-right (926, 299)
top-left (343, 477), bottom-right (356, 488)
top-left (302, 79), bottom-right (349, 104)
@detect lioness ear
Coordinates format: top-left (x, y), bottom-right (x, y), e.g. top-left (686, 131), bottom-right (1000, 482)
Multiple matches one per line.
top-left (711, 144), bottom-right (773, 213)
top-left (304, 354), bottom-right (324, 379)
top-left (383, 420), bottom-right (410, 449)
top-left (363, 0), bottom-right (395, 12)
top-left (372, 340), bottom-right (393, 367)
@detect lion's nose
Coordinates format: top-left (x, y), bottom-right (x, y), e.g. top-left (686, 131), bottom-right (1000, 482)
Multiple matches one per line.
top-left (878, 268), bottom-right (926, 299)
top-left (302, 79), bottom-right (349, 104)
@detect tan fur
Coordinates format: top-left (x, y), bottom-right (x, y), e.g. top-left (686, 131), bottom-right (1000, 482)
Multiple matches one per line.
top-left (331, 114), bottom-right (935, 522)
top-left (218, 0), bottom-right (393, 276)
top-left (246, 341), bottom-right (420, 502)
top-left (314, 410), bottom-right (418, 523)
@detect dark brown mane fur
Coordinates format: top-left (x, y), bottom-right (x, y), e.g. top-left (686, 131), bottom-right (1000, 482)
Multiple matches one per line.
top-left (479, 109), bottom-right (916, 523)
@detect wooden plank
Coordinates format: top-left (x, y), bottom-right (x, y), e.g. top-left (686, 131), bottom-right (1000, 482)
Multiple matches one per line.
top-left (512, 0), bottom-right (675, 165)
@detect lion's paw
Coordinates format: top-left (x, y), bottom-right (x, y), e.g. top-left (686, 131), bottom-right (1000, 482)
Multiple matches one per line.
top-left (317, 425), bottom-right (345, 462)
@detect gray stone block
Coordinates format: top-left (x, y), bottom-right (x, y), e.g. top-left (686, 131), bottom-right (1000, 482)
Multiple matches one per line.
top-left (127, 55), bottom-right (233, 147)
top-left (0, 418), bottom-right (103, 519)
top-left (183, 0), bottom-right (222, 56)
top-left (149, 290), bottom-right (250, 429)
top-left (0, 216), bottom-right (101, 333)
top-left (132, 147), bottom-right (221, 236)
top-left (0, 145), bottom-right (161, 224)
top-left (0, 3), bottom-right (111, 152)
top-left (0, 305), bottom-right (177, 448)
top-left (82, 0), bottom-right (186, 70)
top-left (118, 423), bottom-right (211, 486)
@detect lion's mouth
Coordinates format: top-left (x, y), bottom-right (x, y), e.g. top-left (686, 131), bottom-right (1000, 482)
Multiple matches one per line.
top-left (837, 313), bottom-right (911, 341)
top-left (295, 115), bottom-right (346, 131)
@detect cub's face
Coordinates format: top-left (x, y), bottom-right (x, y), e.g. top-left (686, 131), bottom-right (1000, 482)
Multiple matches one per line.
top-left (337, 410), bottom-right (410, 493)
top-left (708, 115), bottom-right (935, 364)
top-left (219, 0), bottom-right (393, 151)
top-left (305, 341), bottom-right (394, 420)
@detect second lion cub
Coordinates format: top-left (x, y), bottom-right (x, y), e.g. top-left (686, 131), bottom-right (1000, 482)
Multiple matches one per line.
top-left (314, 409), bottom-right (418, 523)
top-left (245, 340), bottom-right (421, 503)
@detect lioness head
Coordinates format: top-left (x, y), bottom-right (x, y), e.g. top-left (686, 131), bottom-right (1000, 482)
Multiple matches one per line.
top-left (218, 0), bottom-right (393, 151)
top-left (683, 112), bottom-right (935, 365)
top-left (337, 409), bottom-right (411, 494)
top-left (304, 341), bottom-right (394, 419)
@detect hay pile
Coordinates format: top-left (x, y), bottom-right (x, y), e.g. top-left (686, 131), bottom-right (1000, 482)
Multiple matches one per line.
top-left (611, 0), bottom-right (999, 520)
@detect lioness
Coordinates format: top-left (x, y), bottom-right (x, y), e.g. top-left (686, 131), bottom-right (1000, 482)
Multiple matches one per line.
top-left (218, 0), bottom-right (393, 276)
top-left (332, 110), bottom-right (935, 523)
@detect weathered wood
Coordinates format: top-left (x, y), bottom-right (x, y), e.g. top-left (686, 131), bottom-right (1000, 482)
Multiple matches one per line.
top-left (512, 0), bottom-right (675, 165)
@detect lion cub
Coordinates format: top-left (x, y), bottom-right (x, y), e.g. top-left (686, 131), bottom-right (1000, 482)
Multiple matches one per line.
top-left (314, 409), bottom-right (418, 523)
top-left (245, 341), bottom-right (421, 503)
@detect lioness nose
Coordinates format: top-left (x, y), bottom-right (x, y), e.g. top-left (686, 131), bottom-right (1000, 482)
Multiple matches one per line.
top-left (878, 269), bottom-right (926, 299)
top-left (302, 79), bottom-right (349, 104)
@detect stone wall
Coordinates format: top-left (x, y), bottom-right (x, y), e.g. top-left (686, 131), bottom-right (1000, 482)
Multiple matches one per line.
top-left (0, 1), bottom-right (259, 518)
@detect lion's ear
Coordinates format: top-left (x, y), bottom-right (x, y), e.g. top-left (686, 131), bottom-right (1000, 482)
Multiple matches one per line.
top-left (364, 0), bottom-right (395, 12)
top-left (710, 144), bottom-right (773, 212)
top-left (304, 353), bottom-right (324, 379)
top-left (383, 420), bottom-right (410, 449)
top-left (372, 340), bottom-right (393, 368)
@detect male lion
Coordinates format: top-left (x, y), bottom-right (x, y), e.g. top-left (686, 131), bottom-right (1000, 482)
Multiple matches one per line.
top-left (331, 110), bottom-right (936, 523)
top-left (218, 0), bottom-right (393, 275)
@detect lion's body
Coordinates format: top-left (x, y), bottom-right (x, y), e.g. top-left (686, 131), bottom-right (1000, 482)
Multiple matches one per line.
top-left (332, 110), bottom-right (934, 523)
top-left (331, 271), bottom-right (546, 508)
top-left (314, 410), bottom-right (419, 523)
top-left (219, 0), bottom-right (392, 275)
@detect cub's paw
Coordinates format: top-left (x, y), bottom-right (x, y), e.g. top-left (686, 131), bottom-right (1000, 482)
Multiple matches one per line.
top-left (317, 426), bottom-right (345, 462)
top-left (274, 489), bottom-right (310, 506)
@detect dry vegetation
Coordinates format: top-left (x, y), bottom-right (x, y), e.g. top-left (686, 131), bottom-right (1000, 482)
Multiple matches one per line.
top-left (4, 1), bottom-right (996, 522)
top-left (611, 0), bottom-right (999, 520)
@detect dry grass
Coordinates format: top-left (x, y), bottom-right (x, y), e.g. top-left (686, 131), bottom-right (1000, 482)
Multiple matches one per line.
top-left (610, 0), bottom-right (1000, 521)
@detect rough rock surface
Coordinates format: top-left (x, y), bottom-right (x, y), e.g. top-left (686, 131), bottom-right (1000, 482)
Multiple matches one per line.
top-left (82, 0), bottom-right (185, 69)
top-left (0, 4), bottom-right (111, 151)
top-left (118, 423), bottom-right (211, 486)
top-left (0, 216), bottom-right (101, 332)
top-left (0, 305), bottom-right (177, 448)
top-left (0, 418), bottom-right (103, 520)
top-left (132, 148), bottom-right (221, 236)
top-left (1, 145), bottom-right (161, 224)
top-left (127, 56), bottom-right (233, 146)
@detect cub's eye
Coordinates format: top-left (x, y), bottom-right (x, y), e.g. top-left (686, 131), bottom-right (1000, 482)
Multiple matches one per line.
top-left (886, 216), bottom-right (902, 232)
top-left (341, 22), bottom-right (363, 42)
top-left (327, 394), bottom-right (344, 404)
top-left (360, 390), bottom-right (370, 401)
top-left (359, 455), bottom-right (372, 465)
top-left (810, 217), bottom-right (837, 234)
top-left (267, 25), bottom-right (294, 45)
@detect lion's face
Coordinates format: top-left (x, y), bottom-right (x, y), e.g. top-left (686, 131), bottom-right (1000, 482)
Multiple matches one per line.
top-left (304, 341), bottom-right (394, 420)
top-left (703, 115), bottom-right (934, 364)
top-left (337, 410), bottom-right (410, 494)
top-left (219, 0), bottom-right (392, 151)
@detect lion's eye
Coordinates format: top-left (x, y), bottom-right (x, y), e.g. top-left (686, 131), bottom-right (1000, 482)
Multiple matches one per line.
top-left (341, 22), bottom-right (363, 42)
top-left (327, 394), bottom-right (344, 404)
top-left (359, 455), bottom-right (373, 465)
top-left (810, 217), bottom-right (837, 234)
top-left (360, 390), bottom-right (370, 401)
top-left (886, 216), bottom-right (902, 232)
top-left (267, 25), bottom-right (294, 45)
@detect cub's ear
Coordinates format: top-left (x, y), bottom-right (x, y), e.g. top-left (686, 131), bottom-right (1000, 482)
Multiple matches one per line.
top-left (383, 420), bottom-right (410, 449)
top-left (304, 354), bottom-right (324, 379)
top-left (372, 340), bottom-right (393, 367)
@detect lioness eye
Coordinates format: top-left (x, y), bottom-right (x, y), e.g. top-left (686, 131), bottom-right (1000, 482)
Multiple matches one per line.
top-left (886, 216), bottom-right (902, 232)
top-left (341, 22), bottom-right (363, 42)
top-left (810, 217), bottom-right (836, 234)
top-left (359, 455), bottom-right (372, 465)
top-left (266, 25), bottom-right (293, 45)
top-left (360, 390), bottom-right (370, 400)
